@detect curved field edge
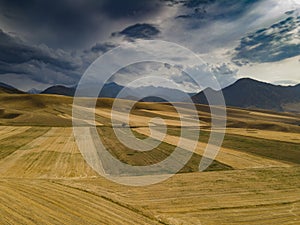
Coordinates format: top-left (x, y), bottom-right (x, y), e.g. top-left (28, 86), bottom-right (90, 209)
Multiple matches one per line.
top-left (0, 179), bottom-right (163, 225)
top-left (55, 166), bottom-right (300, 225)
top-left (160, 128), bottom-right (300, 165)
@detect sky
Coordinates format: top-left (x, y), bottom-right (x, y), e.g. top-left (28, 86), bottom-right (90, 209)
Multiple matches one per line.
top-left (0, 0), bottom-right (299, 92)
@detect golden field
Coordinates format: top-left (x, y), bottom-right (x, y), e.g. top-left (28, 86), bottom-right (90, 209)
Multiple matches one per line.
top-left (0, 93), bottom-right (299, 225)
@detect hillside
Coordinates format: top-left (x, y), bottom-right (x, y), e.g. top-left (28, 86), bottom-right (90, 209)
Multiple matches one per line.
top-left (0, 82), bottom-right (24, 94)
top-left (41, 85), bottom-right (75, 96)
top-left (0, 93), bottom-right (299, 224)
top-left (192, 78), bottom-right (300, 112)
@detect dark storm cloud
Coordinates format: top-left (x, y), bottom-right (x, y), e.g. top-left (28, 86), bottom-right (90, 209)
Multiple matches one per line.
top-left (0, 28), bottom-right (82, 84)
top-left (0, 0), bottom-right (101, 48)
top-left (101, 0), bottom-right (162, 19)
top-left (112, 23), bottom-right (160, 40)
top-left (0, 0), bottom-right (166, 86)
top-left (90, 42), bottom-right (117, 53)
top-left (0, 29), bottom-right (79, 70)
top-left (1, 0), bottom-right (297, 89)
top-left (0, 61), bottom-right (24, 75)
top-left (165, 0), bottom-right (262, 23)
top-left (233, 16), bottom-right (300, 64)
top-left (0, 0), bottom-right (164, 48)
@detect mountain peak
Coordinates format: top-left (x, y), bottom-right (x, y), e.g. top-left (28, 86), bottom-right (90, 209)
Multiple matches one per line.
top-left (232, 77), bottom-right (269, 85)
top-left (192, 78), bottom-right (300, 112)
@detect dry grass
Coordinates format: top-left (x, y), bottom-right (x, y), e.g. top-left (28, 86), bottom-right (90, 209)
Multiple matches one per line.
top-left (0, 127), bottom-right (97, 178)
top-left (133, 127), bottom-right (292, 169)
top-left (223, 128), bottom-right (300, 144)
top-left (0, 179), bottom-right (158, 225)
top-left (57, 167), bottom-right (300, 225)
top-left (0, 94), bottom-right (299, 224)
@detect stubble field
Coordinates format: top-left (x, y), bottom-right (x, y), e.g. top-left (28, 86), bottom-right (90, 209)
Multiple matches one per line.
top-left (0, 93), bottom-right (299, 224)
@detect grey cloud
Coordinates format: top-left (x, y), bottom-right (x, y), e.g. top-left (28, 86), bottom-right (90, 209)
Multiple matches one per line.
top-left (0, 61), bottom-right (26, 75)
top-left (285, 10), bottom-right (295, 15)
top-left (112, 23), bottom-right (160, 40)
top-left (233, 16), bottom-right (300, 64)
top-left (173, 0), bottom-right (262, 26)
top-left (79, 42), bottom-right (119, 75)
top-left (209, 63), bottom-right (238, 88)
top-left (0, 28), bottom-right (82, 85)
top-left (101, 0), bottom-right (163, 19)
top-left (0, 29), bottom-right (79, 70)
top-left (90, 42), bottom-right (117, 53)
top-left (0, 0), bottom-right (164, 48)
top-left (0, 0), bottom-right (298, 90)
top-left (108, 61), bottom-right (201, 92)
top-left (0, 60), bottom-right (80, 85)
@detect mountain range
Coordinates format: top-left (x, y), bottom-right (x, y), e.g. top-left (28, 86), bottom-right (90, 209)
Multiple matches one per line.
top-left (0, 78), bottom-right (299, 112)
top-left (192, 78), bottom-right (300, 112)
top-left (40, 82), bottom-right (189, 102)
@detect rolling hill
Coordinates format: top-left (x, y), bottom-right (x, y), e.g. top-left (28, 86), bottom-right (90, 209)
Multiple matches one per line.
top-left (0, 82), bottom-right (24, 94)
top-left (0, 93), bottom-right (300, 224)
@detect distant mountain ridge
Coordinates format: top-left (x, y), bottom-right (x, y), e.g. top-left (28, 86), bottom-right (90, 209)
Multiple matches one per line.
top-left (192, 78), bottom-right (300, 112)
top-left (41, 85), bottom-right (75, 96)
top-left (40, 82), bottom-right (125, 98)
top-left (41, 78), bottom-right (300, 112)
top-left (0, 82), bottom-right (24, 94)
top-left (41, 82), bottom-right (188, 102)
top-left (0, 78), bottom-right (299, 112)
top-left (27, 88), bottom-right (42, 94)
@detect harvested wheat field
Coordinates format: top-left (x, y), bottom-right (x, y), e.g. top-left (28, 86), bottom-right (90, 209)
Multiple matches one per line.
top-left (0, 94), bottom-right (299, 224)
